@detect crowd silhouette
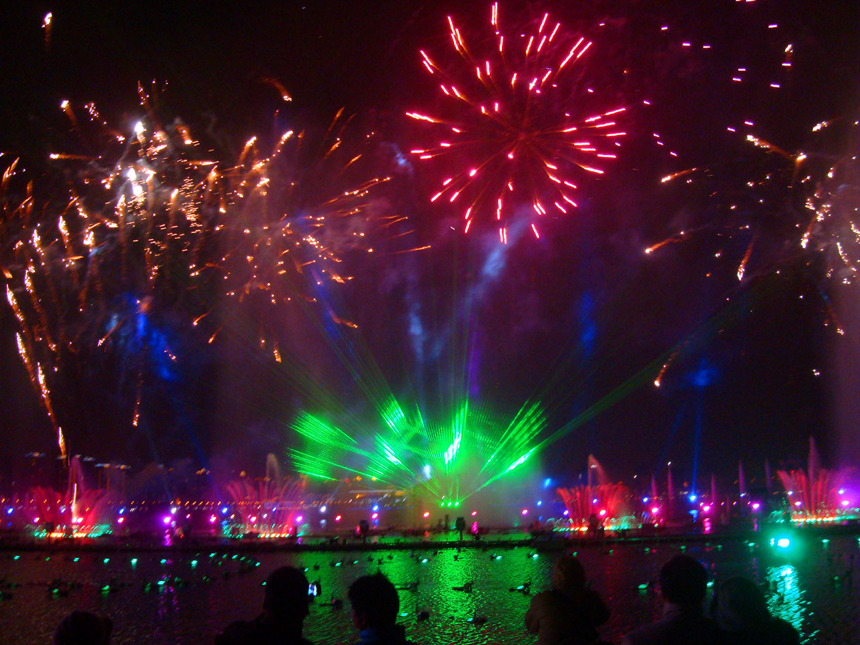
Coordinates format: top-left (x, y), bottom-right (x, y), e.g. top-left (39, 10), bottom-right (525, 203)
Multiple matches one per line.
top-left (52, 555), bottom-right (801, 645)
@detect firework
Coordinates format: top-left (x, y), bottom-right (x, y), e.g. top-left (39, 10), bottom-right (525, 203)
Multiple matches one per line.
top-left (646, 0), bottom-right (858, 297)
top-left (1, 87), bottom-right (400, 457)
top-left (408, 3), bottom-right (626, 240)
top-left (212, 108), bottom-right (402, 357)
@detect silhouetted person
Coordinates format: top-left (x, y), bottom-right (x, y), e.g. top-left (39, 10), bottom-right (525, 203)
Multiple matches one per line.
top-left (215, 566), bottom-right (312, 645)
top-left (621, 555), bottom-right (722, 645)
top-left (455, 516), bottom-right (466, 540)
top-left (54, 610), bottom-right (112, 645)
top-left (525, 554), bottom-right (610, 645)
top-left (348, 572), bottom-right (416, 645)
top-left (712, 577), bottom-right (799, 645)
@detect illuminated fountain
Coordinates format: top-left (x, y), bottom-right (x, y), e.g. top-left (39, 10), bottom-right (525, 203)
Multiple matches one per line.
top-left (223, 455), bottom-right (308, 536)
top-left (23, 456), bottom-right (117, 537)
top-left (777, 438), bottom-right (858, 523)
top-left (556, 456), bottom-right (635, 531)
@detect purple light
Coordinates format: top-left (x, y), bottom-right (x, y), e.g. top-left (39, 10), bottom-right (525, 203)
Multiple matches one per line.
top-left (842, 500), bottom-right (850, 507)
top-left (563, 510), bottom-right (569, 516)
top-left (651, 507), bottom-right (660, 514)
top-left (162, 516), bottom-right (171, 525)
top-left (703, 505), bottom-right (711, 512)
top-left (209, 515), bottom-right (217, 523)
top-left (752, 503), bottom-right (761, 510)
top-left (521, 509), bottom-right (528, 515)
top-left (296, 516), bottom-right (303, 523)
top-left (117, 517), bottom-right (125, 524)
top-left (371, 513), bottom-right (378, 519)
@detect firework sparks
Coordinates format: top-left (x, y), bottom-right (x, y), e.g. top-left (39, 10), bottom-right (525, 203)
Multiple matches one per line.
top-left (408, 3), bottom-right (626, 240)
top-left (1, 88), bottom-right (406, 457)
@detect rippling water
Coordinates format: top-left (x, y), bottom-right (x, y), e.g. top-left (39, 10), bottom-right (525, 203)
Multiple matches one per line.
top-left (1, 534), bottom-right (856, 644)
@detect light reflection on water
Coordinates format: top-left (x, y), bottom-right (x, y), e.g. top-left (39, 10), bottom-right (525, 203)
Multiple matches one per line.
top-left (766, 564), bottom-right (813, 642)
top-left (0, 535), bottom-right (856, 644)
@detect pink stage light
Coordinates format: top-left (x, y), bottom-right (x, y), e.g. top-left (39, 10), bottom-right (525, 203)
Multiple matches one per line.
top-left (372, 513), bottom-right (378, 519)
top-left (209, 515), bottom-right (217, 523)
top-left (162, 516), bottom-right (171, 525)
top-left (521, 509), bottom-right (528, 515)
top-left (471, 511), bottom-right (477, 516)
top-left (335, 515), bottom-right (342, 521)
top-left (651, 507), bottom-right (660, 514)
top-left (423, 511), bottom-right (430, 518)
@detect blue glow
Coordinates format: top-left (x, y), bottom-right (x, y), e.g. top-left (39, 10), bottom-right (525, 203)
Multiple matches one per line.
top-left (118, 508), bottom-right (125, 515)
top-left (221, 507), bottom-right (229, 515)
top-left (643, 497), bottom-right (649, 503)
top-left (689, 494), bottom-right (697, 502)
top-left (543, 478), bottom-right (552, 489)
top-left (578, 293), bottom-right (596, 356)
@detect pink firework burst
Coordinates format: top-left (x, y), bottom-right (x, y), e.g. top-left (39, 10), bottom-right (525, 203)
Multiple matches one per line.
top-left (407, 3), bottom-right (627, 241)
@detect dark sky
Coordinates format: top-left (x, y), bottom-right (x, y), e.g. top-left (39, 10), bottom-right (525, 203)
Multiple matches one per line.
top-left (0, 0), bottom-right (858, 491)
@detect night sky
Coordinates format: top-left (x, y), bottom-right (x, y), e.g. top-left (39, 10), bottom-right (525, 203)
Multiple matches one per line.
top-left (0, 0), bottom-right (858, 492)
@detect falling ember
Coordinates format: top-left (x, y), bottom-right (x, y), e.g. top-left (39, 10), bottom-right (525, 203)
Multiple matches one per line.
top-left (408, 4), bottom-right (626, 237)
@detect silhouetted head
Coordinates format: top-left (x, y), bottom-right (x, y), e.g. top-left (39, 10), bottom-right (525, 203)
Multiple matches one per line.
top-left (54, 610), bottom-right (112, 645)
top-left (659, 555), bottom-right (709, 608)
top-left (713, 576), bottom-right (770, 632)
top-left (348, 572), bottom-right (400, 630)
top-left (263, 566), bottom-right (310, 624)
top-left (552, 554), bottom-right (587, 592)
